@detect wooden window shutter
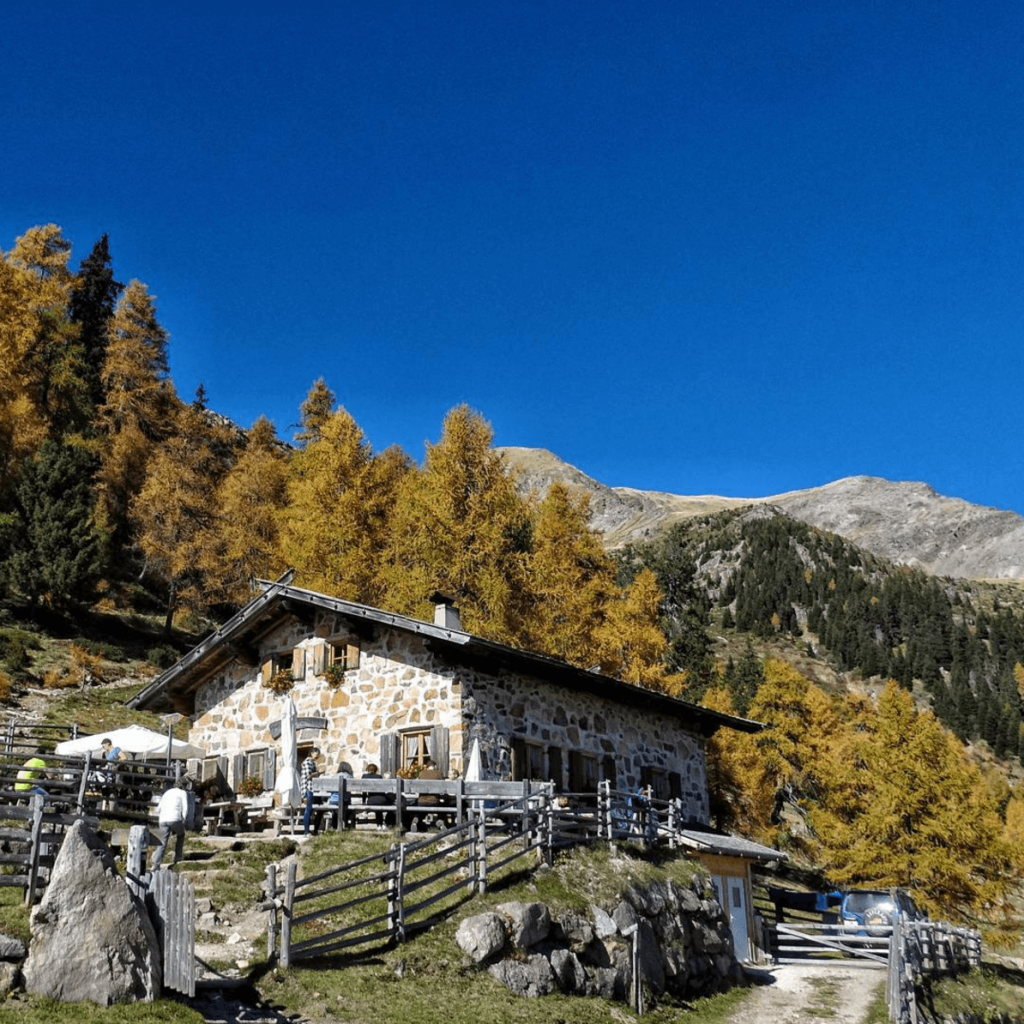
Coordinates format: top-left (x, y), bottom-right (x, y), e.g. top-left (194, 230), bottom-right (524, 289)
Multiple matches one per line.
top-left (261, 658), bottom-right (274, 686)
top-left (346, 643), bottom-right (360, 669)
top-left (379, 732), bottom-right (398, 777)
top-left (232, 753), bottom-right (246, 790)
top-left (511, 737), bottom-right (527, 782)
top-left (547, 746), bottom-right (563, 789)
top-left (568, 750), bottom-right (583, 793)
top-left (291, 646), bottom-right (305, 680)
top-left (430, 726), bottom-right (449, 777)
top-left (312, 641), bottom-right (326, 676)
top-left (263, 748), bottom-right (277, 790)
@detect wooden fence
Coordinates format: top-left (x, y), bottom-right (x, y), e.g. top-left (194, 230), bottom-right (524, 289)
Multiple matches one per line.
top-left (267, 789), bottom-right (553, 965)
top-left (309, 776), bottom-right (684, 844)
top-left (886, 918), bottom-right (981, 1024)
top-left (0, 740), bottom-right (182, 904)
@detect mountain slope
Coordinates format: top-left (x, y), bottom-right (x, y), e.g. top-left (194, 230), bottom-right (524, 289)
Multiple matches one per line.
top-left (498, 447), bottom-right (1024, 581)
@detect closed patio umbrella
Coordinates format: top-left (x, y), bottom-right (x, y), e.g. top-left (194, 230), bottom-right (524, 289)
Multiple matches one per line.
top-left (273, 696), bottom-right (301, 808)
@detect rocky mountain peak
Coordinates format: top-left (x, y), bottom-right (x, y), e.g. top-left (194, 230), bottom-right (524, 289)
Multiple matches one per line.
top-left (497, 448), bottom-right (1024, 582)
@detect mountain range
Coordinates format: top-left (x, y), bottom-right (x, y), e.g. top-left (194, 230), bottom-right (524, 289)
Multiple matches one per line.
top-left (498, 447), bottom-right (1024, 582)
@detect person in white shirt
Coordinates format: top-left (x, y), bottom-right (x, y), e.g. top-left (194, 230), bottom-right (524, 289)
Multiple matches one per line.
top-left (151, 782), bottom-right (189, 870)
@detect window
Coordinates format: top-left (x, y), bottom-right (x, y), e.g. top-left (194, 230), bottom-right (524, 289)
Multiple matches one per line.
top-left (547, 746), bottom-right (564, 790)
top-left (641, 767), bottom-right (670, 802)
top-left (568, 751), bottom-right (598, 793)
top-left (511, 739), bottom-right (545, 781)
top-left (329, 639), bottom-right (360, 671)
top-left (402, 729), bottom-right (432, 770)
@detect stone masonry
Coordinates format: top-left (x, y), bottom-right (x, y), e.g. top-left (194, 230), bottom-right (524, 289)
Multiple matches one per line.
top-left (188, 611), bottom-right (709, 823)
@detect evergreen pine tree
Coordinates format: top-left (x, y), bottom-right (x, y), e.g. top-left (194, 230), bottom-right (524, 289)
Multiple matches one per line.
top-left (1, 439), bottom-right (102, 607)
top-left (68, 234), bottom-right (123, 417)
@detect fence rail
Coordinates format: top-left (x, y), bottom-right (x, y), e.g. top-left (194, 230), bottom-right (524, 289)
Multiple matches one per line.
top-left (887, 919), bottom-right (981, 1024)
top-left (268, 791), bottom-right (549, 965)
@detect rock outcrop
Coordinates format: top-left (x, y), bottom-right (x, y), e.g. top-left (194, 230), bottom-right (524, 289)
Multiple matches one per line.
top-left (22, 820), bottom-right (161, 1005)
top-left (455, 873), bottom-right (738, 1007)
top-left (498, 447), bottom-right (1024, 580)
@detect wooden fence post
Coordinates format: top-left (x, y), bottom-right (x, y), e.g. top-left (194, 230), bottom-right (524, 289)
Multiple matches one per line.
top-left (281, 861), bottom-right (296, 968)
top-left (24, 795), bottom-right (45, 906)
top-left (387, 843), bottom-right (406, 943)
top-left (75, 752), bottom-right (91, 815)
top-left (126, 824), bottom-right (149, 898)
top-left (265, 864), bottom-right (278, 961)
top-left (477, 813), bottom-right (488, 894)
top-left (544, 792), bottom-right (554, 867)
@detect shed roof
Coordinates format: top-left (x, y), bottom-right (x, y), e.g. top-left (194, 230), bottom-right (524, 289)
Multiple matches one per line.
top-left (676, 826), bottom-right (786, 862)
top-left (128, 581), bottom-right (763, 737)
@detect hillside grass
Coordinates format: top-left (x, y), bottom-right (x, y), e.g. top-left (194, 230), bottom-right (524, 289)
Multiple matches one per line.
top-left (254, 834), bottom-right (750, 1024)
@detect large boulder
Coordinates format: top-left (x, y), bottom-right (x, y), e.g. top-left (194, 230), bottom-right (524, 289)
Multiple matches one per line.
top-left (23, 821), bottom-right (160, 1004)
top-left (455, 912), bottom-right (506, 964)
top-left (488, 953), bottom-right (556, 997)
top-left (495, 901), bottom-right (550, 950)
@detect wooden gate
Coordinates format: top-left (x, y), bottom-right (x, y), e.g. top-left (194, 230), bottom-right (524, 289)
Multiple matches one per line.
top-left (126, 826), bottom-right (196, 997)
top-left (768, 921), bottom-right (890, 966)
top-left (147, 869), bottom-right (196, 997)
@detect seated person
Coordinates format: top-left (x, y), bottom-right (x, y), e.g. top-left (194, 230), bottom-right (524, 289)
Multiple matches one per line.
top-left (362, 763), bottom-right (388, 828)
top-left (416, 757), bottom-right (441, 805)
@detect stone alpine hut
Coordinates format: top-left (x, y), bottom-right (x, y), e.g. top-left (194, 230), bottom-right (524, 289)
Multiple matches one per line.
top-left (129, 579), bottom-right (762, 823)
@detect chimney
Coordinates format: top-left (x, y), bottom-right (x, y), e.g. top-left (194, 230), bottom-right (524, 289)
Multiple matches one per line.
top-left (430, 592), bottom-right (463, 632)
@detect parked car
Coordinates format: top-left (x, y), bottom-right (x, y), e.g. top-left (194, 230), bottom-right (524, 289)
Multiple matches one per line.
top-left (840, 889), bottom-right (921, 936)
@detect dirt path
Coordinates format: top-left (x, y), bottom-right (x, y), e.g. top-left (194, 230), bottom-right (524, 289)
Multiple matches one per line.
top-left (724, 963), bottom-right (886, 1024)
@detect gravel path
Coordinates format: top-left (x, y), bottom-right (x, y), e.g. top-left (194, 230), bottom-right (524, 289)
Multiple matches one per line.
top-left (724, 963), bottom-right (886, 1024)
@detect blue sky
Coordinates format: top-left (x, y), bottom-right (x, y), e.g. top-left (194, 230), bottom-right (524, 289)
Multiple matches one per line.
top-left (4, 2), bottom-right (1024, 514)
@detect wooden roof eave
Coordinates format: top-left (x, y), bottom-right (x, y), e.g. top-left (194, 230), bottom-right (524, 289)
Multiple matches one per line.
top-left (129, 583), bottom-right (764, 738)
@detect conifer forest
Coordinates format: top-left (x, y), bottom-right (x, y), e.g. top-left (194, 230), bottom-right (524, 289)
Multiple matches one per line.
top-left (2, 225), bottom-right (1024, 940)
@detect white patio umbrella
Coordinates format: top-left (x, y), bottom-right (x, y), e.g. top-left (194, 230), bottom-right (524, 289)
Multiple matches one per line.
top-left (273, 696), bottom-right (301, 808)
top-left (464, 738), bottom-right (482, 782)
top-left (55, 724), bottom-right (206, 760)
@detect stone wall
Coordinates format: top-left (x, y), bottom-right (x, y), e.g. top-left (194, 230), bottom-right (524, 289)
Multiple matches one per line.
top-left (190, 614), bottom-right (465, 780)
top-left (455, 872), bottom-right (740, 1005)
top-left (188, 613), bottom-right (708, 820)
top-left (463, 668), bottom-right (709, 822)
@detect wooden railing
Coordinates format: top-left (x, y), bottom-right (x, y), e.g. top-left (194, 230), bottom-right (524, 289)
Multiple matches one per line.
top-left (309, 776), bottom-right (685, 845)
top-left (267, 790), bottom-right (549, 965)
top-left (0, 749), bottom-right (185, 904)
top-left (886, 918), bottom-right (981, 1024)
top-left (266, 779), bottom-right (727, 965)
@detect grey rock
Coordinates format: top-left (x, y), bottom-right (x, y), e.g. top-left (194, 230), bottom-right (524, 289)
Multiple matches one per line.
top-left (488, 954), bottom-right (556, 997)
top-left (583, 965), bottom-right (623, 1000)
top-left (591, 904), bottom-right (617, 939)
top-left (0, 935), bottom-right (26, 961)
top-left (611, 900), bottom-right (638, 934)
top-left (677, 887), bottom-right (702, 914)
top-left (637, 919), bottom-right (665, 992)
top-left (495, 901), bottom-right (550, 950)
top-left (549, 948), bottom-right (586, 993)
top-left (552, 908), bottom-right (593, 951)
top-left (23, 821), bottom-right (160, 1005)
top-left (692, 919), bottom-right (725, 954)
top-left (0, 963), bottom-right (18, 995)
top-left (455, 913), bottom-right (506, 963)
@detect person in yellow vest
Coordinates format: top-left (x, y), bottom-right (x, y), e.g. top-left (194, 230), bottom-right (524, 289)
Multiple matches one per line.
top-left (15, 752), bottom-right (47, 795)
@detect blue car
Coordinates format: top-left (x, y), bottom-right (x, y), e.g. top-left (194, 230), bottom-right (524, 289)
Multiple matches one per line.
top-left (840, 889), bottom-right (921, 936)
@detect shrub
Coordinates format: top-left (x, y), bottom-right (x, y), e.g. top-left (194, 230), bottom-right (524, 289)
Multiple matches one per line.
top-left (0, 628), bottom-right (39, 673)
top-left (0, 671), bottom-right (11, 702)
top-left (146, 644), bottom-right (180, 669)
